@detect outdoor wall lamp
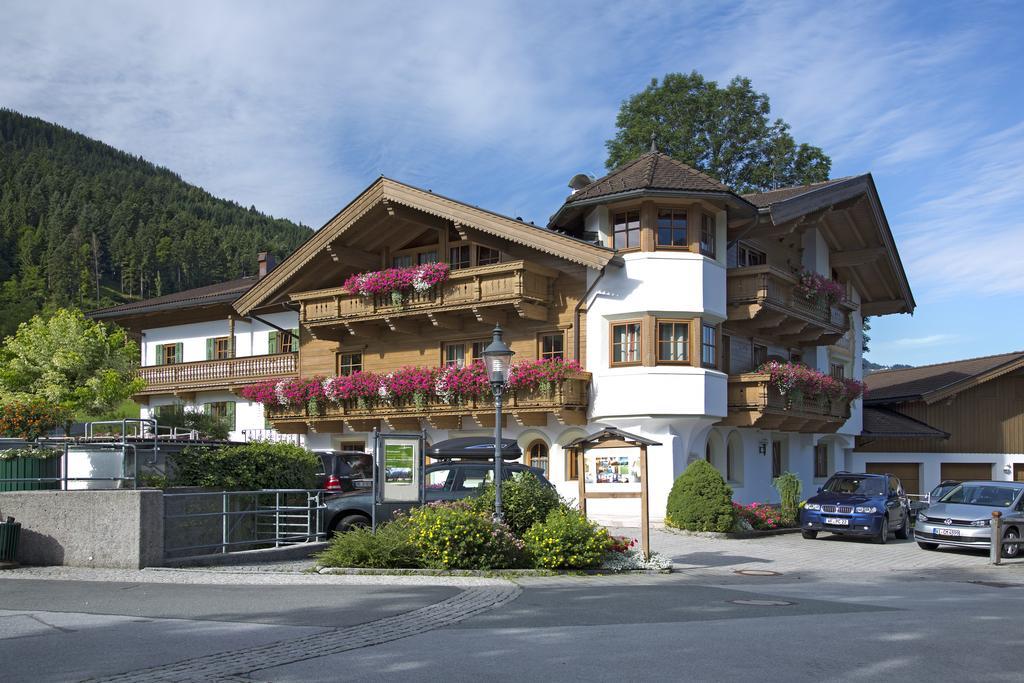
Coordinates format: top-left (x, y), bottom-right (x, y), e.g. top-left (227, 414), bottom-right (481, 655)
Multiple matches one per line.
top-left (483, 324), bottom-right (514, 522)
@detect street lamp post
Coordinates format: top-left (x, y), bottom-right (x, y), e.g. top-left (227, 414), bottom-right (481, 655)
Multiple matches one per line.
top-left (482, 324), bottom-right (514, 523)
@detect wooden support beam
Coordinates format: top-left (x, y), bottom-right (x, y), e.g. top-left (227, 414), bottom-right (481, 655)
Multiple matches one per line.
top-left (426, 415), bottom-right (462, 430)
top-left (384, 417), bottom-right (421, 431)
top-left (325, 242), bottom-right (379, 271)
top-left (344, 418), bottom-right (380, 433)
top-left (557, 408), bottom-right (588, 426)
top-left (514, 301), bottom-right (549, 322)
top-left (472, 307), bottom-right (507, 326)
top-left (475, 413), bottom-right (506, 429)
top-left (309, 419), bottom-right (346, 434)
top-left (830, 246), bottom-right (886, 268)
top-left (513, 412), bottom-right (548, 427)
top-left (383, 317), bottom-right (419, 334)
top-left (426, 312), bottom-right (463, 330)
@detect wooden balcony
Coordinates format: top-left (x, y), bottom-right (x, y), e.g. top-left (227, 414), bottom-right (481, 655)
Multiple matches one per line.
top-left (726, 266), bottom-right (856, 346)
top-left (267, 373), bottom-right (591, 434)
top-left (136, 353), bottom-right (298, 396)
top-left (292, 260), bottom-right (557, 334)
top-left (716, 373), bottom-right (850, 433)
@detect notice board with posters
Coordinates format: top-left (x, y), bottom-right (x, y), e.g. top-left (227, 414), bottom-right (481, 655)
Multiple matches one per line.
top-left (374, 432), bottom-right (425, 505)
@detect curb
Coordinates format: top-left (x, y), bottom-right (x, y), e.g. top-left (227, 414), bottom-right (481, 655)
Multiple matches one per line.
top-left (164, 541), bottom-right (328, 568)
top-left (316, 566), bottom-right (672, 577)
top-left (664, 527), bottom-right (802, 539)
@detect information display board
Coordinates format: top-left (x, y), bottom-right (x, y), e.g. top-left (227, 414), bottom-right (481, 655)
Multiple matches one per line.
top-left (584, 449), bottom-right (642, 484)
top-left (374, 433), bottom-right (425, 504)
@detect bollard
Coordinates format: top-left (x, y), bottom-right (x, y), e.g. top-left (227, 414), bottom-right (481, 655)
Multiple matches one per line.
top-left (991, 511), bottom-right (1002, 565)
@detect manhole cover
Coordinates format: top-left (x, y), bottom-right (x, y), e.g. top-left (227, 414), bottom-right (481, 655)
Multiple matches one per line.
top-left (729, 599), bottom-right (794, 606)
top-left (734, 569), bottom-right (781, 577)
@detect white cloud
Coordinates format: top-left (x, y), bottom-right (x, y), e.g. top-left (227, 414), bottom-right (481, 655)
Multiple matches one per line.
top-left (889, 334), bottom-right (959, 347)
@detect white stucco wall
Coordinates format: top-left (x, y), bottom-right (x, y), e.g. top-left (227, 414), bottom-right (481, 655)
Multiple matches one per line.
top-left (140, 311), bottom-right (298, 366)
top-left (849, 451), bottom-right (1024, 495)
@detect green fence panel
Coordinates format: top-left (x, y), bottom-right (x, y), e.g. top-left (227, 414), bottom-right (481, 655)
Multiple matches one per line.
top-left (0, 521), bottom-right (20, 561)
top-left (0, 456), bottom-right (60, 492)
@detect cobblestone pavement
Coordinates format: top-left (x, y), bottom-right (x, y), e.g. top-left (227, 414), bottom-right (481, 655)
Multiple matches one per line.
top-left (82, 583), bottom-right (520, 682)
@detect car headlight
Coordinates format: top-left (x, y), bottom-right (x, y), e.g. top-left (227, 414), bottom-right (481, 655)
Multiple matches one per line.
top-left (804, 503), bottom-right (821, 511)
top-left (971, 519), bottom-right (990, 527)
top-left (918, 513), bottom-right (928, 522)
top-left (855, 506), bottom-right (878, 513)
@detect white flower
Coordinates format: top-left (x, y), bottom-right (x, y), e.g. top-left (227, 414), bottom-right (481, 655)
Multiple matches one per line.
top-left (275, 380), bottom-right (288, 406)
top-left (412, 266), bottom-right (432, 292)
top-left (378, 373), bottom-right (393, 401)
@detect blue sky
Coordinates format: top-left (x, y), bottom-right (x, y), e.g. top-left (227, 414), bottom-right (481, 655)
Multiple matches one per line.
top-left (2, 1), bottom-right (1022, 366)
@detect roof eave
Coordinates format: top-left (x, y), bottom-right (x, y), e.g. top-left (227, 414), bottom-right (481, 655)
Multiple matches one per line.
top-left (549, 188), bottom-right (757, 228)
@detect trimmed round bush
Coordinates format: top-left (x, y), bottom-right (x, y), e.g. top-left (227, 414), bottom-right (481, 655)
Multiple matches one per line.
top-left (407, 502), bottom-right (526, 570)
top-left (171, 442), bottom-right (320, 489)
top-left (469, 471), bottom-right (563, 536)
top-left (665, 460), bottom-right (736, 532)
top-left (317, 519), bottom-right (421, 569)
top-left (523, 507), bottom-right (612, 569)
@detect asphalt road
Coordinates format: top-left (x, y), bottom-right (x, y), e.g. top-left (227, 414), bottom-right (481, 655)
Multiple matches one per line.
top-left (3, 570), bottom-right (1024, 682)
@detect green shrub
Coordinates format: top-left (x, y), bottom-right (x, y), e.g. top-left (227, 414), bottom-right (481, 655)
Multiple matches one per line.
top-left (523, 507), bottom-right (612, 569)
top-left (772, 471), bottom-right (802, 524)
top-left (0, 399), bottom-right (67, 440)
top-left (317, 519), bottom-right (421, 569)
top-left (407, 502), bottom-right (526, 569)
top-left (665, 460), bottom-right (736, 532)
top-left (170, 442), bottom-right (320, 489)
top-left (469, 472), bottom-right (564, 536)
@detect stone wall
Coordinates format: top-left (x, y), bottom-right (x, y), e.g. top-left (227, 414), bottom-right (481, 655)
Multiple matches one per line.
top-left (0, 489), bottom-right (164, 568)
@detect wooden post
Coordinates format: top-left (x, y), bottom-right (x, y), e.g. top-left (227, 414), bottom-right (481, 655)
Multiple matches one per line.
top-left (640, 444), bottom-right (650, 560)
top-left (577, 448), bottom-right (587, 517)
top-left (228, 315), bottom-right (236, 358)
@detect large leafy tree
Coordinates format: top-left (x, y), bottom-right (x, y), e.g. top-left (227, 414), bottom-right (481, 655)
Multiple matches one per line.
top-left (605, 72), bottom-right (831, 192)
top-left (0, 308), bottom-right (144, 419)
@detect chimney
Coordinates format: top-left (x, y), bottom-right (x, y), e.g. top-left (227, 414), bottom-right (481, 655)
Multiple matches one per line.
top-left (258, 252), bottom-right (276, 279)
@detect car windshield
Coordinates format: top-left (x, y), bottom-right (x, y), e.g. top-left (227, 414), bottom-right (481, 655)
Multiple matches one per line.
top-left (939, 484), bottom-right (1020, 507)
top-left (931, 484), bottom-right (958, 500)
top-left (822, 476), bottom-right (885, 496)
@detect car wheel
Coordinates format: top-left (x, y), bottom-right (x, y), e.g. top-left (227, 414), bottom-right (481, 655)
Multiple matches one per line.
top-left (895, 516), bottom-right (911, 540)
top-left (917, 541), bottom-right (939, 551)
top-left (802, 531), bottom-right (818, 540)
top-left (333, 514), bottom-right (371, 534)
top-left (1002, 528), bottom-right (1021, 559)
top-left (874, 517), bottom-right (889, 544)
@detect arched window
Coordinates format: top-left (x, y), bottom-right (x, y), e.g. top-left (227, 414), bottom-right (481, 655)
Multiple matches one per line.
top-left (705, 441), bottom-right (712, 462)
top-left (726, 432), bottom-right (744, 484)
top-left (526, 440), bottom-right (549, 477)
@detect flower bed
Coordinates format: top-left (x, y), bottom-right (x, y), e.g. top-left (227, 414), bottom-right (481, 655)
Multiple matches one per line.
top-left (733, 502), bottom-right (794, 531)
top-left (241, 358), bottom-right (584, 413)
top-left (757, 360), bottom-right (866, 403)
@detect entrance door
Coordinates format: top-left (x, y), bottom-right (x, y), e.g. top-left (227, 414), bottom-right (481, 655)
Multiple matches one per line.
top-left (865, 462), bottom-right (920, 496)
top-left (940, 462), bottom-right (994, 482)
top-left (1013, 463), bottom-right (1024, 482)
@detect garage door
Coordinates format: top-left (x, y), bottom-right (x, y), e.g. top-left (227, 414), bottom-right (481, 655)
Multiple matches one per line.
top-left (866, 462), bottom-right (920, 496)
top-left (940, 462), bottom-right (994, 482)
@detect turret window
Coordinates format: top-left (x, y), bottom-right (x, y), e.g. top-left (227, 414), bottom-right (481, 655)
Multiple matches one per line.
top-left (657, 320), bottom-right (690, 363)
top-left (612, 210), bottom-right (641, 249)
top-left (656, 209), bottom-right (688, 247)
top-left (610, 321), bottom-right (642, 365)
top-left (700, 214), bottom-right (717, 258)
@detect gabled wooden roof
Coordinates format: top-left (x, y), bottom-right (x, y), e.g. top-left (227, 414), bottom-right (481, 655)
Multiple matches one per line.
top-left (234, 177), bottom-right (617, 317)
top-left (865, 351), bottom-right (1024, 405)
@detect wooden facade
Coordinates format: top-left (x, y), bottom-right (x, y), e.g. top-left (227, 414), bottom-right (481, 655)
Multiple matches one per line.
top-left (136, 352), bottom-right (298, 395)
top-left (857, 370), bottom-right (1024, 453)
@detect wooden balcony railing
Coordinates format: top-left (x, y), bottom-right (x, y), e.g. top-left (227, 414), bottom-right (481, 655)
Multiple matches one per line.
top-left (137, 353), bottom-right (299, 395)
top-left (267, 373), bottom-right (590, 433)
top-left (292, 260), bottom-right (557, 330)
top-left (716, 373), bottom-right (850, 434)
top-left (726, 266), bottom-right (855, 346)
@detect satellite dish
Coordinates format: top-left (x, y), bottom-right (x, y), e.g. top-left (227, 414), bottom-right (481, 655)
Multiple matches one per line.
top-left (568, 173), bottom-right (593, 191)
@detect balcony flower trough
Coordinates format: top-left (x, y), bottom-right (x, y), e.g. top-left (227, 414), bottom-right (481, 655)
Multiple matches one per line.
top-left (342, 263), bottom-right (450, 307)
top-left (757, 360), bottom-right (867, 411)
top-left (794, 269), bottom-right (847, 306)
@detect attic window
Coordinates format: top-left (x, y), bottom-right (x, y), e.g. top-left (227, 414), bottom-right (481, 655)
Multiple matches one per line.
top-left (613, 210), bottom-right (641, 249)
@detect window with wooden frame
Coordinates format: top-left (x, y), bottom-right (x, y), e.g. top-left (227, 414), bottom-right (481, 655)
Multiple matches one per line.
top-left (392, 254), bottom-right (413, 268)
top-left (566, 447), bottom-right (579, 480)
top-left (470, 339), bottom-right (489, 362)
top-left (476, 245), bottom-right (500, 266)
top-left (656, 320), bottom-right (690, 364)
top-left (656, 209), bottom-right (687, 247)
top-left (337, 352), bottom-right (363, 376)
top-left (734, 243), bottom-right (767, 267)
top-left (830, 363), bottom-right (846, 380)
top-left (752, 344), bottom-right (768, 369)
top-left (772, 441), bottom-right (783, 479)
top-left (443, 342), bottom-right (467, 368)
top-left (417, 250), bottom-right (438, 265)
top-left (448, 244), bottom-right (471, 270)
top-left (610, 321), bottom-right (642, 366)
top-left (156, 342), bottom-right (182, 365)
top-left (701, 324), bottom-right (718, 368)
top-left (207, 336), bottom-right (231, 360)
top-left (539, 332), bottom-right (565, 360)
top-left (612, 210), bottom-right (641, 250)
top-left (204, 401), bottom-right (236, 431)
top-left (700, 214), bottom-right (717, 258)
top-left (525, 440), bottom-right (550, 477)
top-left (722, 334), bottom-right (732, 374)
top-left (268, 329), bottom-right (299, 354)
top-left (814, 444), bottom-right (829, 478)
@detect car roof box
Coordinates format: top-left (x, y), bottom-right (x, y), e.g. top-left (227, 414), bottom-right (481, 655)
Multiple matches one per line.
top-left (428, 437), bottom-right (522, 460)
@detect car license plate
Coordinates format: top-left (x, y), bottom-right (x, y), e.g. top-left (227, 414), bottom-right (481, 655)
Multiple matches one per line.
top-left (937, 528), bottom-right (960, 537)
top-left (825, 517), bottom-right (849, 526)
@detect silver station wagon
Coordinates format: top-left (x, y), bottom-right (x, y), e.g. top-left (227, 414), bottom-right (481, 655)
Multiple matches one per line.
top-left (915, 480), bottom-right (1024, 558)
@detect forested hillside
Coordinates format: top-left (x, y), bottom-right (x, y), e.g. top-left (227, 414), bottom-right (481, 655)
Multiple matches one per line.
top-left (0, 109), bottom-right (311, 336)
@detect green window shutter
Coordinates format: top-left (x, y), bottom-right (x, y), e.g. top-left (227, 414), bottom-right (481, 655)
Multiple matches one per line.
top-left (155, 345), bottom-right (164, 366)
top-left (268, 331), bottom-right (278, 354)
top-left (225, 402), bottom-right (236, 431)
top-left (175, 342), bottom-right (183, 364)
top-left (291, 328), bottom-right (299, 344)
top-left (202, 402), bottom-right (212, 415)
top-left (206, 338), bottom-right (215, 360)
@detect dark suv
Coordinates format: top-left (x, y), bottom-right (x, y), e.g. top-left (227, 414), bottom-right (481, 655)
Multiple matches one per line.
top-left (799, 472), bottom-right (912, 544)
top-left (324, 461), bottom-right (552, 533)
